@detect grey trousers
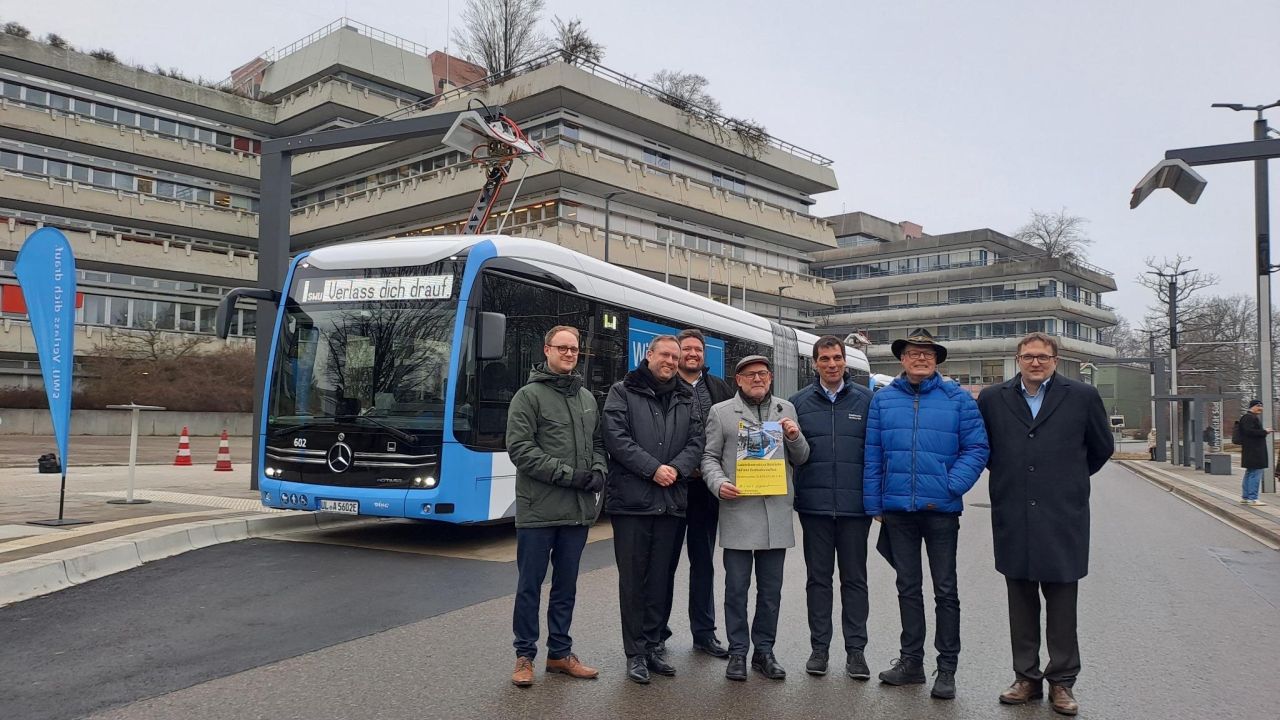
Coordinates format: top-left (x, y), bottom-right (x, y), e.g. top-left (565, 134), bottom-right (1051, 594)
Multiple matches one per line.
top-left (722, 548), bottom-right (786, 657)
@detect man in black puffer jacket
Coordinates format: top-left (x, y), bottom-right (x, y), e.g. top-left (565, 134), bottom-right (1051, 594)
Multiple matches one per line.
top-left (788, 335), bottom-right (874, 681)
top-left (604, 334), bottom-right (705, 684)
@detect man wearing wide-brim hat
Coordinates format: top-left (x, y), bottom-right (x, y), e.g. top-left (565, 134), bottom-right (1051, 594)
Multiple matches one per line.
top-left (864, 328), bottom-right (989, 700)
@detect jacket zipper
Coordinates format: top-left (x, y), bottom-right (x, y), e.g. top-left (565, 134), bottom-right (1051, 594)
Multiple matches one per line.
top-left (564, 392), bottom-right (587, 525)
top-left (910, 390), bottom-right (920, 511)
top-left (829, 388), bottom-right (838, 516)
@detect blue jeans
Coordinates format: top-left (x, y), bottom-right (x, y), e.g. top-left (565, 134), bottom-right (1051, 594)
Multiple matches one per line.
top-left (513, 525), bottom-right (589, 660)
top-left (880, 512), bottom-right (961, 670)
top-left (1243, 468), bottom-right (1265, 501)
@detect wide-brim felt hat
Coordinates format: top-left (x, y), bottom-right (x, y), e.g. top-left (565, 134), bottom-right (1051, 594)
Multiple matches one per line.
top-left (891, 328), bottom-right (948, 364)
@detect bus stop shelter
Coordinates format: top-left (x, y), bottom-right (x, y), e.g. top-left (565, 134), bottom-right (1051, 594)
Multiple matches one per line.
top-left (1154, 393), bottom-right (1224, 470)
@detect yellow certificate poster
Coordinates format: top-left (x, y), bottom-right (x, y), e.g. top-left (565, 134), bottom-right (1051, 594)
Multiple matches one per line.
top-left (734, 421), bottom-right (787, 496)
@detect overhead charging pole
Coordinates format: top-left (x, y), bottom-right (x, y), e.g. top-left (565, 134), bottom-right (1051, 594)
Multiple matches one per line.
top-left (244, 106), bottom-right (509, 489)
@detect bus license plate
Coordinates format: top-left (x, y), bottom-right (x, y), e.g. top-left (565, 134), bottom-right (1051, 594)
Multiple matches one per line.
top-left (320, 499), bottom-right (359, 514)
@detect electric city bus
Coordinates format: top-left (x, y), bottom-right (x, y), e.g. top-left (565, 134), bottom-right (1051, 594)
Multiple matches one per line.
top-left (218, 235), bottom-right (870, 524)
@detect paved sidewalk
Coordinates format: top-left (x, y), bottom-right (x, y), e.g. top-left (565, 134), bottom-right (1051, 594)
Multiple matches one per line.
top-left (0, 458), bottom-right (340, 606)
top-left (1117, 458), bottom-right (1280, 547)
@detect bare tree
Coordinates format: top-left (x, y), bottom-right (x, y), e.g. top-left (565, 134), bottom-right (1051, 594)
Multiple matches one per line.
top-left (452, 0), bottom-right (547, 75)
top-left (649, 69), bottom-right (722, 117)
top-left (1015, 209), bottom-right (1094, 261)
top-left (97, 324), bottom-right (211, 362)
top-left (550, 16), bottom-right (603, 64)
top-left (1103, 314), bottom-right (1148, 358)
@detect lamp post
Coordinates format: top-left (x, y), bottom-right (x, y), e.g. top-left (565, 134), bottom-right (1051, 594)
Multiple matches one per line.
top-left (1131, 100), bottom-right (1280, 491)
top-left (603, 190), bottom-right (627, 264)
top-left (777, 284), bottom-right (792, 324)
top-left (1146, 268), bottom-right (1195, 464)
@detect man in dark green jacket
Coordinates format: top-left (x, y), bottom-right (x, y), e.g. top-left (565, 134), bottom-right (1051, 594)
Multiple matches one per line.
top-left (506, 325), bottom-right (607, 687)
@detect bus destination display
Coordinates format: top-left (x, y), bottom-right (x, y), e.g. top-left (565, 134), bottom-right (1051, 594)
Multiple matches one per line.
top-left (301, 275), bottom-right (454, 303)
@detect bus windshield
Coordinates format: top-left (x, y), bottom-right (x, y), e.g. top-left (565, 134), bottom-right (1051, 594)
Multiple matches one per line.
top-left (268, 263), bottom-right (461, 432)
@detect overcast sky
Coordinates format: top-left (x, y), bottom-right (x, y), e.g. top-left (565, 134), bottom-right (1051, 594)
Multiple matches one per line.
top-left (8, 0), bottom-right (1279, 323)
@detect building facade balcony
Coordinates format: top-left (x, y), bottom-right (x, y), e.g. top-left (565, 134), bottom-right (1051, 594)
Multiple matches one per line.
top-left (0, 99), bottom-right (260, 182)
top-left (814, 293), bottom-right (1118, 327)
top-left (0, 216), bottom-right (257, 283)
top-left (0, 170), bottom-right (258, 242)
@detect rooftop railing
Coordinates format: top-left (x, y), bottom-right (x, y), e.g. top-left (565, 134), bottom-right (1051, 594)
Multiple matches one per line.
top-left (269, 17), bottom-right (430, 62)
top-left (368, 50), bottom-right (835, 167)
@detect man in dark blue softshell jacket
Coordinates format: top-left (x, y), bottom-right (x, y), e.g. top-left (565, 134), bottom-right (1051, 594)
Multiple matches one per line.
top-left (789, 335), bottom-right (874, 681)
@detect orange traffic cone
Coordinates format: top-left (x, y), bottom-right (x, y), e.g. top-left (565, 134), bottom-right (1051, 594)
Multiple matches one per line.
top-left (174, 426), bottom-right (193, 466)
top-left (213, 429), bottom-right (234, 472)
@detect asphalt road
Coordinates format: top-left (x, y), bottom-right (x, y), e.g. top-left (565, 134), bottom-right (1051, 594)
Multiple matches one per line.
top-left (3, 463), bottom-right (1279, 720)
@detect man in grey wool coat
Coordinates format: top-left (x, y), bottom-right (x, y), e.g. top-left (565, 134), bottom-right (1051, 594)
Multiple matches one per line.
top-left (702, 354), bottom-right (809, 682)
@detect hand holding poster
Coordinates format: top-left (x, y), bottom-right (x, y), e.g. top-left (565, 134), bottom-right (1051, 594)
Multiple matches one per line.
top-left (734, 420), bottom-right (787, 496)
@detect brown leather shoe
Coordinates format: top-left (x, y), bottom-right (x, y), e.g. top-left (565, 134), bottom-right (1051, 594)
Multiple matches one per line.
top-left (999, 678), bottom-right (1044, 704)
top-left (512, 656), bottom-right (534, 687)
top-left (1049, 684), bottom-right (1079, 716)
top-left (546, 653), bottom-right (599, 679)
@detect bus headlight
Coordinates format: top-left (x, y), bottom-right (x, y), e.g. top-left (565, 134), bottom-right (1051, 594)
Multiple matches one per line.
top-left (265, 467), bottom-right (278, 477)
top-left (412, 476), bottom-right (438, 489)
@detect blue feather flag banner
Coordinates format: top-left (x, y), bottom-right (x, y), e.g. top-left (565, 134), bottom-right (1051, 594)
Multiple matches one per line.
top-left (15, 227), bottom-right (76, 469)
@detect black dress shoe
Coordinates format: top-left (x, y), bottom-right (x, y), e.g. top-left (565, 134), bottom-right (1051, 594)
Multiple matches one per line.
top-left (626, 656), bottom-right (650, 684)
top-left (645, 652), bottom-right (676, 676)
top-left (725, 654), bottom-right (747, 681)
top-left (693, 637), bottom-right (730, 658)
top-left (751, 652), bottom-right (786, 680)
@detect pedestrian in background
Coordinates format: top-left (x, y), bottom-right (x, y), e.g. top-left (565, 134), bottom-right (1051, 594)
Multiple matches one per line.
top-left (1237, 400), bottom-right (1271, 506)
top-left (788, 335), bottom-right (874, 680)
top-left (864, 328), bottom-right (988, 700)
top-left (703, 355), bottom-right (809, 682)
top-left (505, 325), bottom-right (606, 687)
top-left (603, 334), bottom-right (705, 684)
top-left (657, 328), bottom-right (735, 659)
top-left (977, 332), bottom-right (1113, 716)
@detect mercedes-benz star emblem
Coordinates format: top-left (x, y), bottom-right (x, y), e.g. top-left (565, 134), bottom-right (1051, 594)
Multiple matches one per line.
top-left (327, 442), bottom-right (353, 473)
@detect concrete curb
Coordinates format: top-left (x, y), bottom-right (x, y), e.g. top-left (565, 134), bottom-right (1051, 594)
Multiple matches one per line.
top-left (0, 511), bottom-right (356, 607)
top-left (1116, 460), bottom-right (1280, 547)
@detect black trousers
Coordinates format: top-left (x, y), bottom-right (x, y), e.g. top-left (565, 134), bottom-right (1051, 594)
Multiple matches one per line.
top-left (661, 479), bottom-right (719, 643)
top-left (799, 513), bottom-right (872, 654)
top-left (1006, 578), bottom-right (1080, 687)
top-left (723, 547), bottom-right (786, 657)
top-left (612, 514), bottom-right (685, 658)
top-left (880, 512), bottom-right (961, 670)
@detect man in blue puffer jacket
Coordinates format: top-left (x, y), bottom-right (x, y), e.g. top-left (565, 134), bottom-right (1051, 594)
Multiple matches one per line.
top-left (864, 328), bottom-right (989, 701)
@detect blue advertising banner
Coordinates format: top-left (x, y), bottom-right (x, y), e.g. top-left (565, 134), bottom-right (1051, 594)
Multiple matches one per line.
top-left (15, 228), bottom-right (76, 468)
top-left (627, 317), bottom-right (726, 378)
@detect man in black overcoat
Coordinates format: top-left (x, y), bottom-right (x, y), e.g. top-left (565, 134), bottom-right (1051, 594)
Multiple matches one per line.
top-left (976, 333), bottom-right (1113, 717)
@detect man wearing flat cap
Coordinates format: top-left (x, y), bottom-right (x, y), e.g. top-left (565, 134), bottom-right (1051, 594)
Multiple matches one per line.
top-left (702, 354), bottom-right (809, 682)
top-left (864, 329), bottom-right (988, 700)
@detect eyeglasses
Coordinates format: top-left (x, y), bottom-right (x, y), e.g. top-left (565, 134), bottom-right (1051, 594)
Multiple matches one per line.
top-left (903, 350), bottom-right (936, 360)
top-left (1017, 354), bottom-right (1057, 364)
top-left (547, 344), bottom-right (580, 355)
top-left (737, 370), bottom-right (771, 380)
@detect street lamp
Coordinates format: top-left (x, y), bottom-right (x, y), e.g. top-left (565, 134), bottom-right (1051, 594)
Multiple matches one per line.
top-left (603, 190), bottom-right (627, 264)
top-left (1146, 268), bottom-right (1195, 464)
top-left (1131, 100), bottom-right (1280, 491)
top-left (776, 285), bottom-right (792, 324)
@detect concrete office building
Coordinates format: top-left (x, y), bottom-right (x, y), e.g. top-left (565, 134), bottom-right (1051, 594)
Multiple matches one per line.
top-left (0, 18), bottom-right (841, 388)
top-left (810, 212), bottom-right (1119, 388)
